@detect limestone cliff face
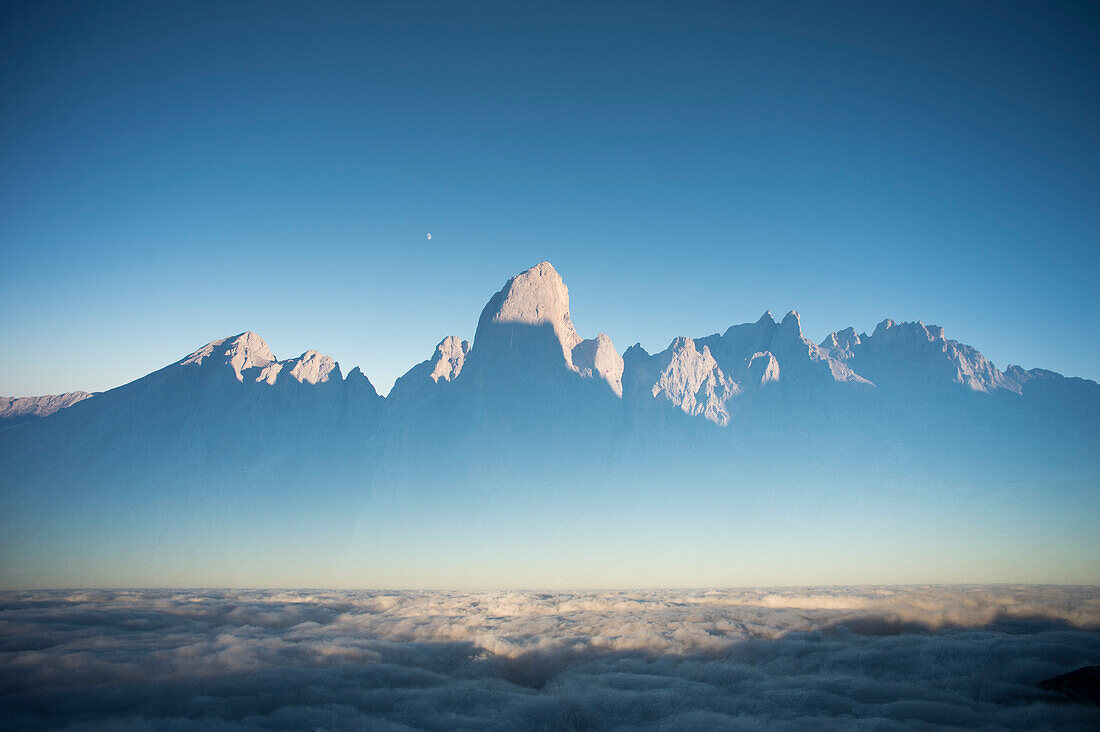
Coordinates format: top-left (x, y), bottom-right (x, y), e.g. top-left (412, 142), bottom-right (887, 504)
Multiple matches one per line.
top-left (624, 336), bottom-right (738, 426)
top-left (572, 333), bottom-right (624, 397)
top-left (472, 261), bottom-right (583, 369)
top-left (463, 261), bottom-right (624, 397)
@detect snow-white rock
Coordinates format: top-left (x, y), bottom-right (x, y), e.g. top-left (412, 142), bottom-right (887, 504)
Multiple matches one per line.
top-left (472, 261), bottom-right (582, 369)
top-left (181, 331), bottom-right (276, 380)
top-left (428, 336), bottom-right (470, 384)
top-left (286, 350), bottom-right (341, 385)
top-left (182, 333), bottom-right (343, 388)
top-left (465, 262), bottom-right (626, 402)
top-left (744, 351), bottom-right (781, 387)
top-left (572, 333), bottom-right (624, 397)
top-left (628, 336), bottom-right (738, 425)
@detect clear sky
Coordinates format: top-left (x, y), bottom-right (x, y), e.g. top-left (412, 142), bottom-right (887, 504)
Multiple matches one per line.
top-left (2, 0), bottom-right (1097, 397)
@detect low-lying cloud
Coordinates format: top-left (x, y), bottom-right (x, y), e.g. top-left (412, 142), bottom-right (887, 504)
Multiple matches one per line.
top-left (2, 586), bottom-right (1099, 730)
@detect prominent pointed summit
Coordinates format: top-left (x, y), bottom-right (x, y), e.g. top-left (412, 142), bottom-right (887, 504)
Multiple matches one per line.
top-left (472, 261), bottom-right (582, 368)
top-left (180, 331), bottom-right (276, 380)
top-left (777, 310), bottom-right (803, 339)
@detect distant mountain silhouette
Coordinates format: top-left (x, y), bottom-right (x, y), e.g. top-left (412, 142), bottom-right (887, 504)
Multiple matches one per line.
top-left (2, 261), bottom-right (1097, 587)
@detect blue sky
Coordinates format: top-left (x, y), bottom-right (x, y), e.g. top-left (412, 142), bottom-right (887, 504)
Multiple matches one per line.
top-left (2, 0), bottom-right (1097, 396)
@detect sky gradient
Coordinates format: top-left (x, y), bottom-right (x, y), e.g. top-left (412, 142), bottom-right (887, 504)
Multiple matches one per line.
top-left (2, 0), bottom-right (1098, 397)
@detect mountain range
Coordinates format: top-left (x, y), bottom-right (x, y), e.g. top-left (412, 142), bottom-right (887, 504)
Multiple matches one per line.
top-left (2, 262), bottom-right (1097, 588)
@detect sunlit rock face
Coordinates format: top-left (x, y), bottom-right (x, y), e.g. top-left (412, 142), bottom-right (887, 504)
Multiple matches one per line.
top-left (624, 336), bottom-right (738, 425)
top-left (179, 332), bottom-right (345, 388)
top-left (428, 336), bottom-right (470, 384)
top-left (0, 391), bottom-right (92, 426)
top-left (471, 261), bottom-right (583, 370)
top-left (180, 330), bottom-right (276, 378)
top-left (458, 261), bottom-right (625, 417)
top-left (743, 351), bottom-right (780, 387)
top-left (572, 333), bottom-right (624, 397)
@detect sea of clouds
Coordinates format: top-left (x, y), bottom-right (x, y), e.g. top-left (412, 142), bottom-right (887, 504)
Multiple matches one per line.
top-left (2, 585), bottom-right (1099, 730)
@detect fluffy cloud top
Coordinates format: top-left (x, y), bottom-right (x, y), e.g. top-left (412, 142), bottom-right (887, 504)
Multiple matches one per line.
top-left (2, 586), bottom-right (1099, 730)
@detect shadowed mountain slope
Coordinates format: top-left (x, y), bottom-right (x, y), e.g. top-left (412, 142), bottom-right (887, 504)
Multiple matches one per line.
top-left (2, 261), bottom-right (1097, 588)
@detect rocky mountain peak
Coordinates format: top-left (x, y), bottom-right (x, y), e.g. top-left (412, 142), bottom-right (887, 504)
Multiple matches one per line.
top-left (572, 333), bottom-right (624, 396)
top-left (180, 331), bottom-right (277, 380)
top-left (473, 261), bottom-right (582, 368)
top-left (428, 336), bottom-right (471, 384)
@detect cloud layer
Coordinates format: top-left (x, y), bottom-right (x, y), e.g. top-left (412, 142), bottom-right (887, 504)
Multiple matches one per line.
top-left (2, 586), bottom-right (1099, 730)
